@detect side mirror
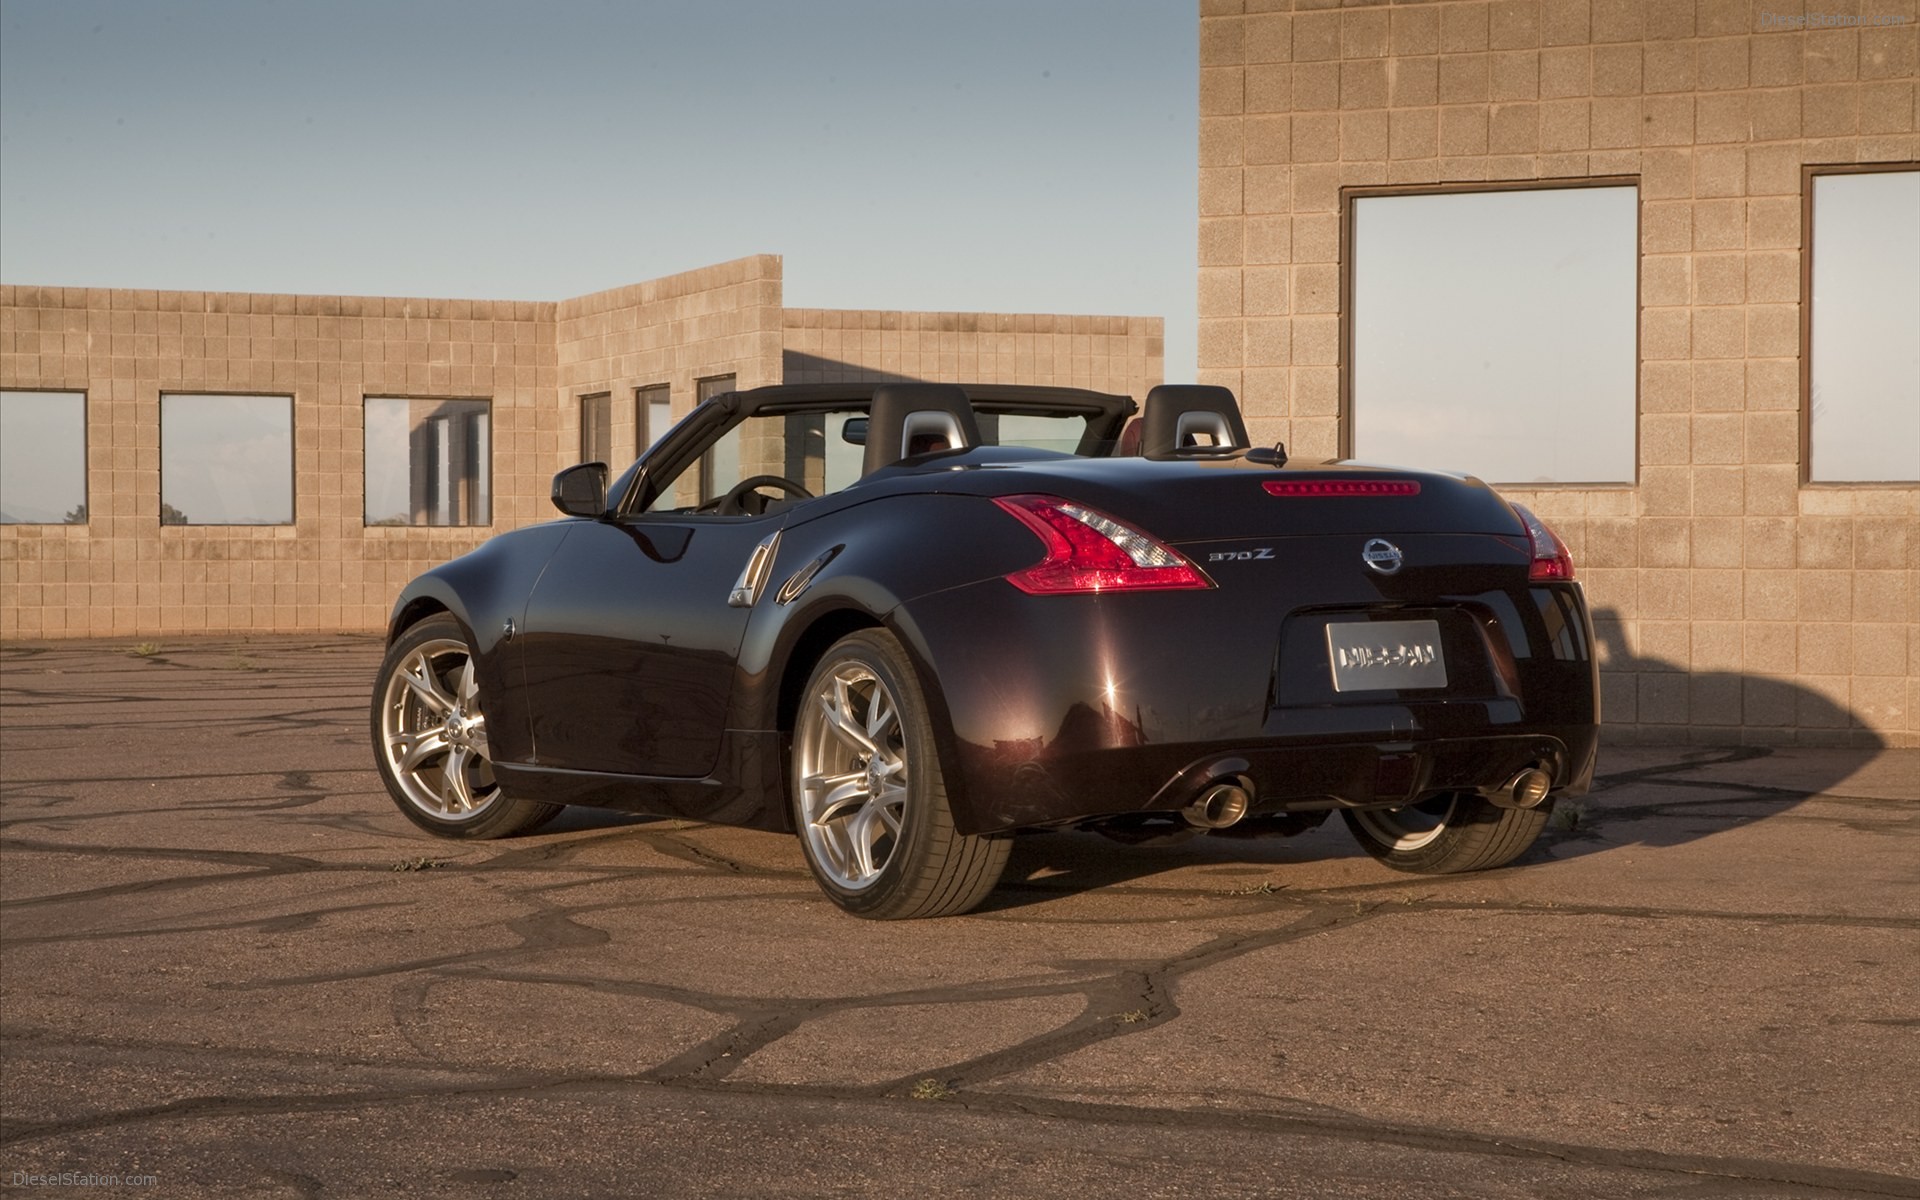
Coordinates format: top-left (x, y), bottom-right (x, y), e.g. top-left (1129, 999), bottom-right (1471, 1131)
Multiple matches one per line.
top-left (551, 462), bottom-right (609, 518)
top-left (840, 417), bottom-right (868, 446)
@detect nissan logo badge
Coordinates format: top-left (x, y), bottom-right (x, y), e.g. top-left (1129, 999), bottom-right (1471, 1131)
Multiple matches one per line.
top-left (1362, 538), bottom-right (1404, 575)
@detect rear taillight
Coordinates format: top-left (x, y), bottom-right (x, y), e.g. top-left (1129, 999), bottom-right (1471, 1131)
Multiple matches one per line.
top-left (993, 494), bottom-right (1212, 595)
top-left (1511, 503), bottom-right (1575, 582)
top-left (1262, 479), bottom-right (1421, 497)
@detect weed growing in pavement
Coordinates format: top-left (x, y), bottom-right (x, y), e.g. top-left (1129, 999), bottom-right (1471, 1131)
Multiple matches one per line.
top-left (1550, 800), bottom-right (1591, 833)
top-left (391, 857), bottom-right (446, 873)
top-left (1116, 1010), bottom-right (1150, 1024)
top-left (1225, 880), bottom-right (1281, 896)
top-left (129, 642), bottom-right (161, 657)
top-left (909, 1078), bottom-right (955, 1101)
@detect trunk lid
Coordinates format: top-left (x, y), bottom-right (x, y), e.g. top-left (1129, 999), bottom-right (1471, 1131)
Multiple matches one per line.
top-left (949, 453), bottom-right (1529, 546)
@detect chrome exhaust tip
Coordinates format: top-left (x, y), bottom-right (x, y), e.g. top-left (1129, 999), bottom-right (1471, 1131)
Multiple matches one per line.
top-left (1489, 767), bottom-right (1553, 810)
top-left (1183, 782), bottom-right (1251, 829)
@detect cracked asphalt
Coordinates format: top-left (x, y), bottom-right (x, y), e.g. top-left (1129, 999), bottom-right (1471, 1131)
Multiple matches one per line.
top-left (1, 635), bottom-right (1916, 1198)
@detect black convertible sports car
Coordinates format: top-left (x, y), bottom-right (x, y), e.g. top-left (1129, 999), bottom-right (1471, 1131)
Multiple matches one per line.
top-left (372, 382), bottom-right (1599, 918)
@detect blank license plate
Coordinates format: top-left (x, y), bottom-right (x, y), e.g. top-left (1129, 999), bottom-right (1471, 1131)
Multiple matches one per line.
top-left (1326, 620), bottom-right (1448, 692)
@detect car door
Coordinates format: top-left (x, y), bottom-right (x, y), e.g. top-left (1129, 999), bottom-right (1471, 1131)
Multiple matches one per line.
top-left (515, 511), bottom-right (785, 777)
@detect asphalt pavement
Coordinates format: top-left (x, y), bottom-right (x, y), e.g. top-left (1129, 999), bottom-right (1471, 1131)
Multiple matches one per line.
top-left (1, 635), bottom-right (1916, 1198)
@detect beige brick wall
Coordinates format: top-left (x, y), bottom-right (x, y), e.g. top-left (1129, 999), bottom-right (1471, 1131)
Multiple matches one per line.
top-left (0, 285), bottom-right (556, 638)
top-left (0, 258), bottom-right (789, 638)
top-left (783, 308), bottom-right (1165, 397)
top-left (557, 254), bottom-right (786, 468)
top-left (1197, 0), bottom-right (1918, 747)
top-left (1, 259), bottom-right (1167, 640)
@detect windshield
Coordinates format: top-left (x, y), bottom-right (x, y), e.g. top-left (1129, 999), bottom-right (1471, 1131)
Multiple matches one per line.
top-left (645, 405), bottom-right (1109, 513)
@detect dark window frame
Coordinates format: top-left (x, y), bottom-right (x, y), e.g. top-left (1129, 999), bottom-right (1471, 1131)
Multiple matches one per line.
top-left (694, 374), bottom-right (737, 503)
top-left (360, 393), bottom-right (495, 529)
top-left (158, 391), bottom-right (297, 527)
top-left (1799, 161), bottom-right (1920, 488)
top-left (1338, 175), bottom-right (1644, 489)
top-left (0, 388), bottom-right (89, 526)
top-left (636, 382), bottom-right (672, 456)
top-left (579, 391), bottom-right (613, 466)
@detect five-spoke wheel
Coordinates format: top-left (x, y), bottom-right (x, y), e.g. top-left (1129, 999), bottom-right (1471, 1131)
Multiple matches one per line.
top-left (791, 629), bottom-right (1008, 918)
top-left (794, 659), bottom-right (909, 891)
top-left (1342, 791), bottom-right (1549, 873)
top-left (371, 614), bottom-right (559, 839)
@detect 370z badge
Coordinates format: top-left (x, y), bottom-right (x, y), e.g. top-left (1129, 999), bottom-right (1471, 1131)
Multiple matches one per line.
top-left (1207, 547), bottom-right (1275, 562)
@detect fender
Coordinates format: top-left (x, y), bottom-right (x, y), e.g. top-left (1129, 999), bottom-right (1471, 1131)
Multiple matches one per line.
top-left (724, 491), bottom-right (1041, 831)
top-left (731, 491), bottom-right (1037, 732)
top-left (385, 522), bottom-right (575, 765)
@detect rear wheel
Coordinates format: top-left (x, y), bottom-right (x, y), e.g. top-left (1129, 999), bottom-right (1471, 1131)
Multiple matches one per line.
top-left (791, 629), bottom-right (1008, 919)
top-left (372, 614), bottom-right (561, 840)
top-left (1342, 792), bottom-right (1549, 873)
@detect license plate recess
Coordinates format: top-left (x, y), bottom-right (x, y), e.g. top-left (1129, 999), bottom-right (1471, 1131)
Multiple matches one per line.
top-left (1325, 619), bottom-right (1448, 692)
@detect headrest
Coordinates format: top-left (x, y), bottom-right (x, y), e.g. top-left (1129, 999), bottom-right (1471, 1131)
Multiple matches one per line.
top-left (863, 384), bottom-right (981, 476)
top-left (1140, 385), bottom-right (1250, 457)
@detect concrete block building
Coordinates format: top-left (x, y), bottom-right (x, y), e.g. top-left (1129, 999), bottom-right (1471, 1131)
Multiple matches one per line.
top-left (0, 255), bottom-right (1162, 641)
top-left (4, 0), bottom-right (1916, 750)
top-left (1195, 0), bottom-right (1917, 746)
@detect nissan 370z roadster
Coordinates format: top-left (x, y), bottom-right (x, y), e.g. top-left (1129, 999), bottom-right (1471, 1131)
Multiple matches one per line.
top-left (371, 383), bottom-right (1599, 918)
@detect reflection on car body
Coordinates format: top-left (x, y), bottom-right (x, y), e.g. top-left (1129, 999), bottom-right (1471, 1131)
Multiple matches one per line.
top-left (371, 382), bottom-right (1599, 918)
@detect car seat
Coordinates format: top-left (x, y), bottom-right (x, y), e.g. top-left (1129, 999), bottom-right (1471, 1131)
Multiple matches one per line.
top-left (862, 384), bottom-right (982, 476)
top-left (1139, 384), bottom-right (1250, 456)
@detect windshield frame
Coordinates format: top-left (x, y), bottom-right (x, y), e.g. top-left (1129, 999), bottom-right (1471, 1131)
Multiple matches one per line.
top-left (610, 384), bottom-right (1136, 518)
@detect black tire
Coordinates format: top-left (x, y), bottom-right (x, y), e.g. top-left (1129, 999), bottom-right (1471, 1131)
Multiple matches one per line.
top-left (790, 629), bottom-right (1009, 919)
top-left (371, 613), bottom-right (562, 840)
top-left (1341, 792), bottom-right (1550, 873)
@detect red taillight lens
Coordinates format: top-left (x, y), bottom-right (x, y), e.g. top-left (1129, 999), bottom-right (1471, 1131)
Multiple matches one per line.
top-left (1262, 479), bottom-right (1421, 497)
top-left (1511, 503), bottom-right (1575, 582)
top-left (993, 494), bottom-right (1213, 594)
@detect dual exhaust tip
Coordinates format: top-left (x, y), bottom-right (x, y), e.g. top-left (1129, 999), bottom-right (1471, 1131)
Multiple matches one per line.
top-left (1183, 782), bottom-right (1252, 829)
top-left (1181, 766), bottom-right (1552, 828)
top-left (1488, 767), bottom-right (1554, 810)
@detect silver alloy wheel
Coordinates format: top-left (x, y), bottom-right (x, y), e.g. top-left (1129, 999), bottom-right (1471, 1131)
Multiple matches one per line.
top-left (795, 660), bottom-right (909, 891)
top-left (1350, 795), bottom-right (1459, 852)
top-left (377, 637), bottom-right (499, 822)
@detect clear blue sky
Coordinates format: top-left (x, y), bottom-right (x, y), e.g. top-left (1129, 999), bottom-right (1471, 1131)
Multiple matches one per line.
top-left (0, 0), bottom-right (1200, 374)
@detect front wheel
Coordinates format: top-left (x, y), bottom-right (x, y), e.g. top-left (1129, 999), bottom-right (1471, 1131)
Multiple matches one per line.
top-left (791, 629), bottom-right (1009, 919)
top-left (1341, 792), bottom-right (1550, 873)
top-left (371, 613), bottom-right (561, 840)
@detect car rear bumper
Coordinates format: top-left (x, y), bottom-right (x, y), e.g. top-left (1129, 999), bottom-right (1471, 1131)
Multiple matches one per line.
top-left (952, 724), bottom-right (1598, 834)
top-left (895, 574), bottom-right (1600, 837)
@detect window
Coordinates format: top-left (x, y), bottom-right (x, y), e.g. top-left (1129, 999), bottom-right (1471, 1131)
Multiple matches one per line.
top-left (580, 392), bottom-right (612, 465)
top-left (822, 413), bottom-right (865, 495)
top-left (696, 375), bottom-right (737, 503)
top-left (1807, 165), bottom-right (1920, 483)
top-left (986, 412), bottom-right (1090, 455)
top-left (160, 394), bottom-right (294, 525)
top-left (637, 384), bottom-right (673, 454)
top-left (651, 407), bottom-right (859, 512)
top-left (364, 397), bottom-right (491, 527)
top-left (645, 402), bottom-right (1118, 515)
top-left (0, 391), bottom-right (87, 525)
top-left (1347, 182), bottom-right (1639, 484)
